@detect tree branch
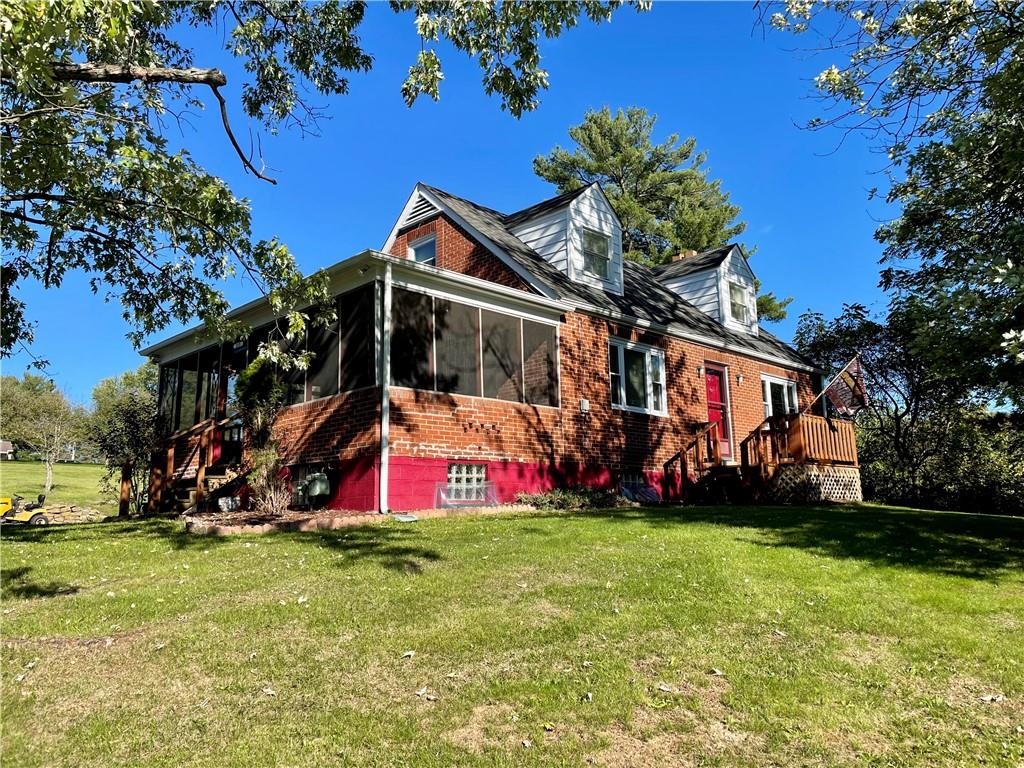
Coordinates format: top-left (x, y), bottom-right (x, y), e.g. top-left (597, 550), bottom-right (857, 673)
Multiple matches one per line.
top-left (46, 63), bottom-right (227, 88)
top-left (3, 62), bottom-right (277, 184)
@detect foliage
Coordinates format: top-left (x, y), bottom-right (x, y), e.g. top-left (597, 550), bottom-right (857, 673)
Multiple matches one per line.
top-left (88, 363), bottom-right (159, 516)
top-left (0, 374), bottom-right (86, 493)
top-left (233, 357), bottom-right (287, 449)
top-left (769, 0), bottom-right (1024, 401)
top-left (533, 107), bottom-right (791, 320)
top-left (516, 485), bottom-right (627, 510)
top-left (795, 300), bottom-right (1023, 514)
top-left (1, 1), bottom-right (647, 363)
top-left (246, 444), bottom-right (291, 516)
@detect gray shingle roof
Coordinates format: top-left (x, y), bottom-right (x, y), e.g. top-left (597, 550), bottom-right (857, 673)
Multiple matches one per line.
top-left (651, 245), bottom-right (733, 280)
top-left (420, 184), bottom-right (815, 370)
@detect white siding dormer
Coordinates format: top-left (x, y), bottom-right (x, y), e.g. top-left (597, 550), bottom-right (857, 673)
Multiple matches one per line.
top-left (661, 269), bottom-right (722, 320)
top-left (658, 245), bottom-right (759, 335)
top-left (509, 209), bottom-right (570, 273)
top-left (568, 185), bottom-right (623, 295)
top-left (720, 247), bottom-right (758, 336)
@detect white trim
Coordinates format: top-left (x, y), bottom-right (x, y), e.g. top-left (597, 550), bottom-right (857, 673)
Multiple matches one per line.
top-left (579, 303), bottom-right (820, 374)
top-left (608, 338), bottom-right (668, 417)
top-left (704, 361), bottom-right (735, 461)
top-left (761, 373), bottom-right (799, 417)
top-left (579, 226), bottom-right (611, 281)
top-left (379, 263), bottom-right (393, 514)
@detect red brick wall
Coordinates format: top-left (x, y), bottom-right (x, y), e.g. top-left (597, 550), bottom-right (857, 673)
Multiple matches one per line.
top-left (386, 311), bottom-right (819, 475)
top-left (390, 215), bottom-right (532, 291)
top-left (270, 387), bottom-right (380, 465)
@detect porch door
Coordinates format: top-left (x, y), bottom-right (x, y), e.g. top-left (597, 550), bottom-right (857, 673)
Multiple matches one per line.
top-left (704, 365), bottom-right (732, 459)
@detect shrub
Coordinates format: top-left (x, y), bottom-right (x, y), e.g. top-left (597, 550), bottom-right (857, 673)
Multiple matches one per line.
top-left (516, 486), bottom-right (628, 511)
top-left (247, 445), bottom-right (291, 516)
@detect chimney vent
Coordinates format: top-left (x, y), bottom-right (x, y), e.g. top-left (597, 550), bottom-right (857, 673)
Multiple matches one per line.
top-left (672, 249), bottom-right (698, 262)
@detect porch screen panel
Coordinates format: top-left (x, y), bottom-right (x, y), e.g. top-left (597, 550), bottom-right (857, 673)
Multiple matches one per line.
top-left (225, 340), bottom-right (248, 413)
top-left (390, 287), bottom-right (434, 389)
top-left (481, 310), bottom-right (523, 402)
top-left (281, 331), bottom-right (306, 405)
top-left (197, 346), bottom-right (219, 421)
top-left (338, 282), bottom-right (375, 392)
top-left (523, 320), bottom-right (558, 407)
top-left (158, 363), bottom-right (178, 434)
top-left (176, 354), bottom-right (199, 431)
top-left (435, 299), bottom-right (481, 397)
top-left (307, 318), bottom-right (340, 400)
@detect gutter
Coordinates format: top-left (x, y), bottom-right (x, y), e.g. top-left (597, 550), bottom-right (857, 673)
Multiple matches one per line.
top-left (378, 262), bottom-right (393, 514)
top-left (575, 303), bottom-right (822, 374)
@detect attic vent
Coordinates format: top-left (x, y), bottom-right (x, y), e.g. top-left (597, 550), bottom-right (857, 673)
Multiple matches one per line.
top-left (404, 195), bottom-right (439, 228)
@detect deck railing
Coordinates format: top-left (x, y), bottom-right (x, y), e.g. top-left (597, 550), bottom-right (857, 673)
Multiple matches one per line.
top-left (740, 412), bottom-right (857, 480)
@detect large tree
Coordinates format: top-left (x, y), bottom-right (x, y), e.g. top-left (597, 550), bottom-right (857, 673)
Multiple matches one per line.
top-left (769, 0), bottom-right (1024, 402)
top-left (1, 0), bottom-right (648, 362)
top-left (0, 374), bottom-right (86, 493)
top-left (795, 299), bottom-right (1023, 514)
top-left (89, 363), bottom-right (159, 516)
top-left (534, 107), bottom-right (792, 321)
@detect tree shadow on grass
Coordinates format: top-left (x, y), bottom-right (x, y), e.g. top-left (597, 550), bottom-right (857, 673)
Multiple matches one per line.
top-left (291, 523), bottom-right (443, 575)
top-left (0, 518), bottom-right (225, 551)
top-left (1, 565), bottom-right (81, 600)
top-left (541, 504), bottom-right (1024, 581)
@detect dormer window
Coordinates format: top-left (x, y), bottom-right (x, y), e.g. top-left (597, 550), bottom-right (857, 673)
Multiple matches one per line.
top-left (408, 235), bottom-right (436, 266)
top-left (581, 228), bottom-right (610, 280)
top-left (729, 282), bottom-right (748, 324)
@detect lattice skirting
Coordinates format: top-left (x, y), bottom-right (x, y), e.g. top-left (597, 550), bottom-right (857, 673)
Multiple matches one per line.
top-left (770, 464), bottom-right (862, 503)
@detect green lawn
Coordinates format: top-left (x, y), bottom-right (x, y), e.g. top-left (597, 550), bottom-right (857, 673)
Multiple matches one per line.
top-left (0, 460), bottom-right (114, 509)
top-left (2, 504), bottom-right (1022, 767)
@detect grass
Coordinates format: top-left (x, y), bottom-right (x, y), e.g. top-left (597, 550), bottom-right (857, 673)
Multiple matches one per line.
top-left (1, 503), bottom-right (1022, 767)
top-left (0, 460), bottom-right (114, 509)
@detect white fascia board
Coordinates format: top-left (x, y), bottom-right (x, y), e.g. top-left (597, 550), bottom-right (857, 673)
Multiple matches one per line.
top-left (383, 252), bottom-right (571, 321)
top-left (381, 187), bottom-right (423, 252)
top-left (140, 250), bottom-right (569, 363)
top-left (139, 250), bottom-right (382, 361)
top-left (575, 302), bottom-right (821, 374)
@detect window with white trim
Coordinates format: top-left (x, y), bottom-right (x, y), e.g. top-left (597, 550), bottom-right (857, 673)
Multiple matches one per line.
top-left (447, 463), bottom-right (486, 502)
top-left (729, 282), bottom-right (748, 324)
top-left (608, 340), bottom-right (667, 416)
top-left (408, 235), bottom-right (436, 266)
top-left (581, 228), bottom-right (610, 279)
top-left (761, 375), bottom-right (798, 417)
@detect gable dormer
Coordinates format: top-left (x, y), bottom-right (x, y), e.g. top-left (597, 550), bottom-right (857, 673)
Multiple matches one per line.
top-left (507, 183), bottom-right (624, 296)
top-left (655, 244), bottom-right (759, 336)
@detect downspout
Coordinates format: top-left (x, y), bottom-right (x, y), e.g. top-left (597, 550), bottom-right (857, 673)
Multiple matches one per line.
top-left (379, 263), bottom-right (393, 514)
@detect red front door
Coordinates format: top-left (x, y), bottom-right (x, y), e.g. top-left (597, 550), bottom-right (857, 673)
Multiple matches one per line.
top-left (705, 366), bottom-right (732, 458)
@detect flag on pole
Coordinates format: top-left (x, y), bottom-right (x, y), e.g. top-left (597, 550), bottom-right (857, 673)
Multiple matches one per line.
top-left (824, 356), bottom-right (868, 416)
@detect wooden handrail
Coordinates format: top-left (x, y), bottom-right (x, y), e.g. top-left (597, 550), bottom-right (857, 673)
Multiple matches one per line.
top-left (664, 421), bottom-right (722, 481)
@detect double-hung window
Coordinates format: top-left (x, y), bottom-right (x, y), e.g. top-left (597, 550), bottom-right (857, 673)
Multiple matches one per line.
top-left (761, 375), bottom-right (798, 417)
top-left (729, 282), bottom-right (749, 324)
top-left (608, 340), bottom-right (667, 416)
top-left (581, 228), bottom-right (610, 279)
top-left (408, 235), bottom-right (436, 266)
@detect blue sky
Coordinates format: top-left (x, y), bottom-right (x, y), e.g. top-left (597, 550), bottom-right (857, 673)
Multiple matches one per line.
top-left (7, 2), bottom-right (893, 403)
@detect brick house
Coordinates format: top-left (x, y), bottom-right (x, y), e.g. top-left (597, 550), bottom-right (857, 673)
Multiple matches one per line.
top-left (143, 182), bottom-right (860, 513)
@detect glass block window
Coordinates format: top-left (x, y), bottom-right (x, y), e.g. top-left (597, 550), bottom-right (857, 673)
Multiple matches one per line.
top-left (447, 463), bottom-right (487, 502)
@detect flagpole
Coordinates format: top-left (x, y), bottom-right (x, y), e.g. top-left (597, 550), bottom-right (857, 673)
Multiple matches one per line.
top-left (801, 354), bottom-right (859, 416)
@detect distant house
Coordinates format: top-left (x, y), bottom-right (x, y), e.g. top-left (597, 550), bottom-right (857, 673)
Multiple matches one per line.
top-left (0, 440), bottom-right (15, 461)
top-left (142, 182), bottom-right (861, 513)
